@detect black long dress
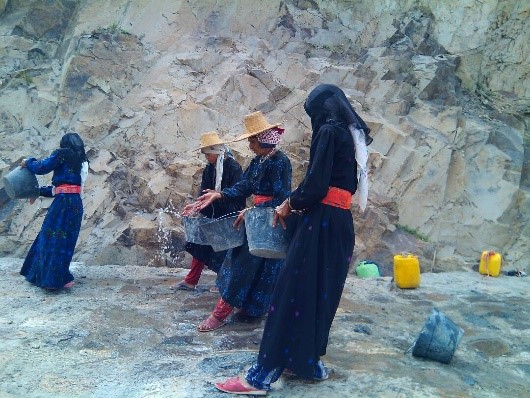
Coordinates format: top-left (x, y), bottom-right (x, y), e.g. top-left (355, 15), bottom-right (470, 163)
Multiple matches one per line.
top-left (256, 121), bottom-right (357, 378)
top-left (184, 155), bottom-right (244, 272)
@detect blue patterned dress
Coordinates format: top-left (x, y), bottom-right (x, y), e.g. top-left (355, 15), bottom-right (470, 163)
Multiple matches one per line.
top-left (20, 150), bottom-right (84, 289)
top-left (215, 150), bottom-right (292, 316)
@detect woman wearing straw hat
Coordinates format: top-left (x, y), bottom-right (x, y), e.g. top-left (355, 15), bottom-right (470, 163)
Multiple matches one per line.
top-left (213, 84), bottom-right (372, 395)
top-left (192, 111), bottom-right (292, 332)
top-left (178, 131), bottom-right (245, 290)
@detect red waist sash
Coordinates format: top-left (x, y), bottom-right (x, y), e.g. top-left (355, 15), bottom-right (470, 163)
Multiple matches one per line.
top-left (320, 187), bottom-right (352, 209)
top-left (254, 194), bottom-right (273, 205)
top-left (55, 184), bottom-right (81, 194)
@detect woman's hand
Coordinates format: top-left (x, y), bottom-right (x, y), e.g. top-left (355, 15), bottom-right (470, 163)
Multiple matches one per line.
top-left (195, 189), bottom-right (222, 211)
top-left (233, 208), bottom-right (248, 229)
top-left (181, 201), bottom-right (201, 217)
top-left (273, 199), bottom-right (291, 229)
top-left (20, 159), bottom-right (27, 168)
top-left (181, 189), bottom-right (223, 216)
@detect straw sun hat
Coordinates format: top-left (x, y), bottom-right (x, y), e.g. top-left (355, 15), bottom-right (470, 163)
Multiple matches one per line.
top-left (195, 131), bottom-right (226, 151)
top-left (232, 111), bottom-right (281, 142)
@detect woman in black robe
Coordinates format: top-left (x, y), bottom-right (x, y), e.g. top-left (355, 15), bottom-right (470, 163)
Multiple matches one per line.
top-left (214, 84), bottom-right (372, 395)
top-left (177, 132), bottom-right (244, 290)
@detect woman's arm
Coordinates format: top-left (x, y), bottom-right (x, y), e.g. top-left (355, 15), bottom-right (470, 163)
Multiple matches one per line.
top-left (24, 150), bottom-right (63, 175)
top-left (289, 126), bottom-right (334, 209)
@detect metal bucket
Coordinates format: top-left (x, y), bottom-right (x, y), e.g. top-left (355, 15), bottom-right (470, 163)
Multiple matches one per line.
top-left (182, 216), bottom-right (211, 245)
top-left (245, 207), bottom-right (293, 259)
top-left (199, 215), bottom-right (245, 252)
top-left (411, 308), bottom-right (464, 364)
top-left (2, 167), bottom-right (39, 199)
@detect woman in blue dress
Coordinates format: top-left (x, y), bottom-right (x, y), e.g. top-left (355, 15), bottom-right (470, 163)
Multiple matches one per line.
top-left (214, 84), bottom-right (372, 395)
top-left (192, 111), bottom-right (292, 332)
top-left (20, 132), bottom-right (88, 290)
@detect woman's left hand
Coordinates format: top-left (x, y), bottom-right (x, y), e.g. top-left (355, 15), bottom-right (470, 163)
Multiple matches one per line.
top-left (233, 208), bottom-right (248, 229)
top-left (273, 199), bottom-right (290, 229)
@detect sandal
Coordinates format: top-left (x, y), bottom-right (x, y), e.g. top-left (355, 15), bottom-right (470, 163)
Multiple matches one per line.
top-left (215, 376), bottom-right (267, 395)
top-left (197, 315), bottom-right (227, 332)
top-left (173, 282), bottom-right (196, 291)
top-left (63, 281), bottom-right (75, 289)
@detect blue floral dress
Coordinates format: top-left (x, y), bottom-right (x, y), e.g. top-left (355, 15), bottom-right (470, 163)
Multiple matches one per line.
top-left (20, 150), bottom-right (84, 289)
top-left (216, 150), bottom-right (292, 316)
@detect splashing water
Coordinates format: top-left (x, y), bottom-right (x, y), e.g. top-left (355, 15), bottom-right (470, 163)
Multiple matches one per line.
top-left (148, 199), bottom-right (183, 267)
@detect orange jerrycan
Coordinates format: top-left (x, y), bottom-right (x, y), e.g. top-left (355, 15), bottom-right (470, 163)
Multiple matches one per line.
top-left (393, 253), bottom-right (420, 288)
top-left (479, 251), bottom-right (502, 277)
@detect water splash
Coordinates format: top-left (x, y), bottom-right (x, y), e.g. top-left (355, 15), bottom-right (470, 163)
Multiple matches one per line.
top-left (148, 199), bottom-right (183, 267)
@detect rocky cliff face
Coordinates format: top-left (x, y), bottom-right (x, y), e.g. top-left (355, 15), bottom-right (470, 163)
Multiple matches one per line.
top-left (0, 0), bottom-right (528, 273)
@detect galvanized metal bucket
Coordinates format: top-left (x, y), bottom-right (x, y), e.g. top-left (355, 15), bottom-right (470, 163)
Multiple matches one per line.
top-left (199, 215), bottom-right (245, 252)
top-left (3, 167), bottom-right (39, 199)
top-left (245, 207), bottom-right (293, 259)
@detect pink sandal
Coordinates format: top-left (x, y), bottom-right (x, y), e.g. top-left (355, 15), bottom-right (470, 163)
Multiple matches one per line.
top-left (197, 315), bottom-right (227, 332)
top-left (215, 376), bottom-right (266, 395)
top-left (64, 281), bottom-right (75, 289)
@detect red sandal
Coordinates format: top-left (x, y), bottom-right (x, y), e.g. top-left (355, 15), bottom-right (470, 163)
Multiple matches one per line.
top-left (215, 376), bottom-right (267, 395)
top-left (197, 315), bottom-right (227, 332)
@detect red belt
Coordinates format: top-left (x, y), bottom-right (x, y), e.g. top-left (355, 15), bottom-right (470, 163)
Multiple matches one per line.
top-left (321, 187), bottom-right (352, 209)
top-left (55, 184), bottom-right (81, 194)
top-left (254, 194), bottom-right (273, 205)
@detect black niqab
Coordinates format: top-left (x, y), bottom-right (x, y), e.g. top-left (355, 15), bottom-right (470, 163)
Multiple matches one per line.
top-left (304, 84), bottom-right (372, 145)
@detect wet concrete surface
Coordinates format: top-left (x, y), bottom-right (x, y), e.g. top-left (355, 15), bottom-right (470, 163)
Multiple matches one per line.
top-left (0, 258), bottom-right (528, 397)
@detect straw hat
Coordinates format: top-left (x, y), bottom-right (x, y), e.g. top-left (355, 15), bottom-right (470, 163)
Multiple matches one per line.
top-left (195, 131), bottom-right (225, 151)
top-left (232, 111), bottom-right (281, 142)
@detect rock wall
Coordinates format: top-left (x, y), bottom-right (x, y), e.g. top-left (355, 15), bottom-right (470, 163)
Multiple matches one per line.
top-left (0, 0), bottom-right (528, 273)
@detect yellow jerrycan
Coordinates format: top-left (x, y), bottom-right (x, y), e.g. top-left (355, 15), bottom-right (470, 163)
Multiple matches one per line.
top-left (393, 253), bottom-right (420, 288)
top-left (479, 251), bottom-right (502, 277)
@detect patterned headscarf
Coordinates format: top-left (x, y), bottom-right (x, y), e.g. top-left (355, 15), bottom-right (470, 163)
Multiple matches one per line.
top-left (257, 127), bottom-right (285, 146)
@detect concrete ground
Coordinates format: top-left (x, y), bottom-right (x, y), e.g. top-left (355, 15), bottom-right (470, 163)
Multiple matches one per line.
top-left (0, 257), bottom-right (528, 398)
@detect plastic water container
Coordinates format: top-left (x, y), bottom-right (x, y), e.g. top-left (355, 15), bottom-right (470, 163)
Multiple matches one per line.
top-left (356, 261), bottom-right (380, 278)
top-left (182, 216), bottom-right (211, 245)
top-left (245, 207), bottom-right (294, 259)
top-left (199, 215), bottom-right (245, 252)
top-left (411, 308), bottom-right (464, 364)
top-left (479, 251), bottom-right (502, 277)
top-left (2, 166), bottom-right (39, 199)
top-left (394, 253), bottom-right (420, 288)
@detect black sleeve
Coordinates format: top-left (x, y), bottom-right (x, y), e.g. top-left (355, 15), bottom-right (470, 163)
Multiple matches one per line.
top-left (289, 126), bottom-right (334, 209)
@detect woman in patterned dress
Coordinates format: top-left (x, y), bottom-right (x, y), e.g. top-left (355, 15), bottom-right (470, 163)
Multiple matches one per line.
top-left (20, 132), bottom-right (89, 290)
top-left (192, 111), bottom-right (292, 332)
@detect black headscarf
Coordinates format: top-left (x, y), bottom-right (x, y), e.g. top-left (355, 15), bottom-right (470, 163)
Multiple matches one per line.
top-left (304, 84), bottom-right (372, 145)
top-left (58, 132), bottom-right (88, 172)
